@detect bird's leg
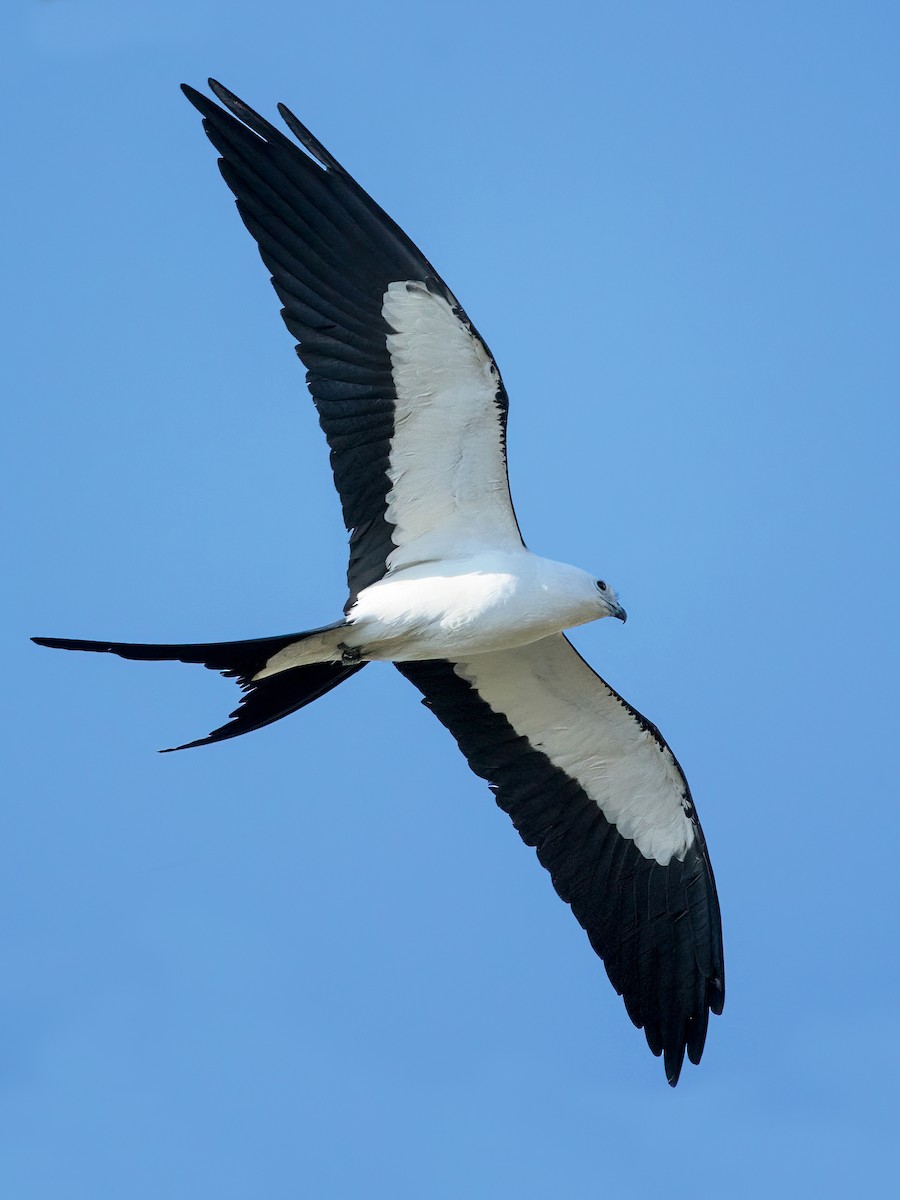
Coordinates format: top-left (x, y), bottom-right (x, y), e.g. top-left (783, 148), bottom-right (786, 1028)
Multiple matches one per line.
top-left (338, 642), bottom-right (363, 666)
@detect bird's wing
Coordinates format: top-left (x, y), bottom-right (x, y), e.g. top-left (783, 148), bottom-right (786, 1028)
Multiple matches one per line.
top-left (396, 635), bottom-right (724, 1086)
top-left (183, 81), bottom-right (523, 606)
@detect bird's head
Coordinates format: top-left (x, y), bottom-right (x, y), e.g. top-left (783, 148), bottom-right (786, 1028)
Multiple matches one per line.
top-left (593, 578), bottom-right (627, 622)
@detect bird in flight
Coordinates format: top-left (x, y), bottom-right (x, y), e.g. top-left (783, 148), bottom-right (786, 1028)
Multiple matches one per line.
top-left (34, 81), bottom-right (724, 1085)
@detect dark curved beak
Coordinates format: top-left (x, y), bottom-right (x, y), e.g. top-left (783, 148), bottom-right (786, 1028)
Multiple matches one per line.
top-left (609, 601), bottom-right (627, 623)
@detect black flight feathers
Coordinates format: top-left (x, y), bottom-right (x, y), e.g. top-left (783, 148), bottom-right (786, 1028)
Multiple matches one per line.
top-left (397, 658), bottom-right (725, 1086)
top-left (180, 81), bottom-right (509, 604)
top-left (181, 80), bottom-right (448, 602)
top-left (181, 79), bottom-right (438, 281)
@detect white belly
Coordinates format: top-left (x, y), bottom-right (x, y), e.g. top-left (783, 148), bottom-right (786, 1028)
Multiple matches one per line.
top-left (345, 552), bottom-right (596, 661)
top-left (252, 552), bottom-right (601, 680)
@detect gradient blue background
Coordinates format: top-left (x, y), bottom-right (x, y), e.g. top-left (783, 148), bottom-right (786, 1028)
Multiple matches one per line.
top-left (4, 2), bottom-right (898, 1196)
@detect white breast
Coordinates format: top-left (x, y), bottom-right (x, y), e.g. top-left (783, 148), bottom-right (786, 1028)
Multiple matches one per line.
top-left (346, 553), bottom-right (599, 661)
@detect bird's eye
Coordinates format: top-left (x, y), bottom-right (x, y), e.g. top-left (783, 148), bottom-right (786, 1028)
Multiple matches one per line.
top-left (596, 580), bottom-right (607, 592)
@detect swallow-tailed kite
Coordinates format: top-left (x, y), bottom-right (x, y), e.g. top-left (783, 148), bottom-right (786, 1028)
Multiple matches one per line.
top-left (34, 81), bottom-right (724, 1085)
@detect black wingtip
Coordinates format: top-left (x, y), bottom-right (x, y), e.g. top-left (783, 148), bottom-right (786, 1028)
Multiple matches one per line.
top-left (276, 102), bottom-right (344, 173)
top-left (181, 80), bottom-right (342, 178)
top-left (664, 1045), bottom-right (687, 1088)
top-left (181, 81), bottom-right (245, 133)
top-left (181, 79), bottom-right (235, 106)
top-left (208, 77), bottom-right (235, 104)
top-left (180, 82), bottom-right (209, 114)
top-left (204, 79), bottom-right (287, 146)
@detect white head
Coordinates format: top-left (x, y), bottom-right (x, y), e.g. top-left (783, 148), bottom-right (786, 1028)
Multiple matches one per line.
top-left (538, 559), bottom-right (627, 629)
top-left (593, 577), bottom-right (627, 622)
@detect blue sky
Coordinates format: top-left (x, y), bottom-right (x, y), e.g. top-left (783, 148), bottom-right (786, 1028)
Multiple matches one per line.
top-left (4, 1), bottom-right (899, 1196)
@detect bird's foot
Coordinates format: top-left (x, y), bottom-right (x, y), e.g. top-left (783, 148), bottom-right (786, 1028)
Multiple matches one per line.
top-left (338, 642), bottom-right (363, 666)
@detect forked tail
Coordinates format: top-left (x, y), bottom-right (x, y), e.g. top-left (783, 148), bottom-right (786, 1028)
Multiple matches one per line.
top-left (32, 625), bottom-right (363, 751)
